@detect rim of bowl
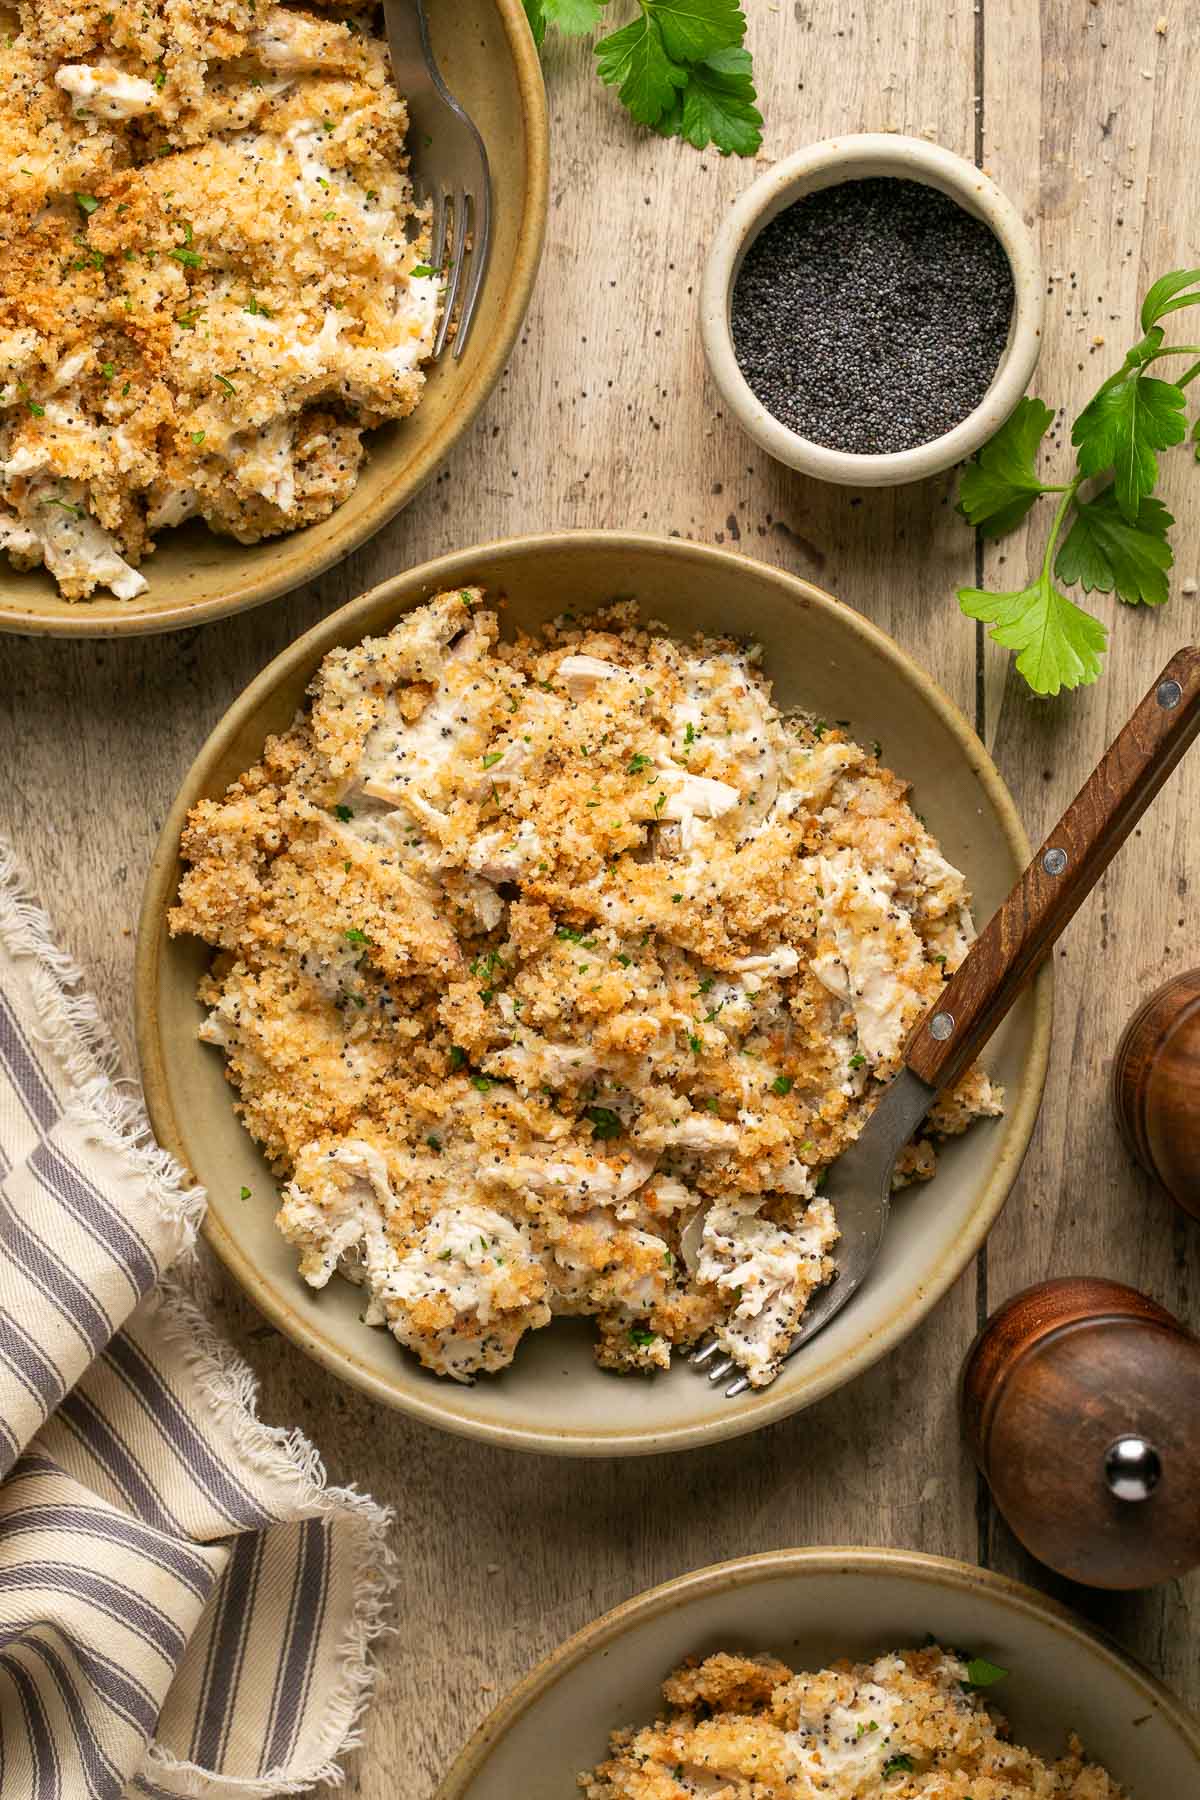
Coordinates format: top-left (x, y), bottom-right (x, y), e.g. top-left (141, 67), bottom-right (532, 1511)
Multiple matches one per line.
top-left (700, 133), bottom-right (1044, 487)
top-left (437, 1546), bottom-right (1200, 1795)
top-left (136, 529), bottom-right (1052, 1456)
top-left (0, 0), bottom-right (549, 640)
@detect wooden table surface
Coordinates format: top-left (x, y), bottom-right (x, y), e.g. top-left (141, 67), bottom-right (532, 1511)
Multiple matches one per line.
top-left (3, 1), bottom-right (1199, 1790)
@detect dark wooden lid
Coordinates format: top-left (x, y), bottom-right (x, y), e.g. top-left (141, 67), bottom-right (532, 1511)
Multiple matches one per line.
top-left (963, 1279), bottom-right (1200, 1590)
top-left (1113, 969), bottom-right (1200, 1219)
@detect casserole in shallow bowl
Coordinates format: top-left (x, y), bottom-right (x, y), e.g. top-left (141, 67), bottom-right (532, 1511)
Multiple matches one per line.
top-left (136, 531), bottom-right (1050, 1454)
top-left (0, 0), bottom-right (547, 639)
top-left (437, 1549), bottom-right (1200, 1796)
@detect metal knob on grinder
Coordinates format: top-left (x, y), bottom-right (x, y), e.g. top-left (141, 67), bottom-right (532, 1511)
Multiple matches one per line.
top-left (962, 1277), bottom-right (1200, 1590)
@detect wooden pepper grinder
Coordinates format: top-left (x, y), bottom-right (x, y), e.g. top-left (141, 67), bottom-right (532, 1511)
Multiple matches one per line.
top-left (1113, 970), bottom-right (1200, 1220)
top-left (963, 1277), bottom-right (1200, 1589)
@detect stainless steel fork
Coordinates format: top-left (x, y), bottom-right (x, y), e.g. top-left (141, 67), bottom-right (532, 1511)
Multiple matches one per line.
top-left (381, 0), bottom-right (493, 358)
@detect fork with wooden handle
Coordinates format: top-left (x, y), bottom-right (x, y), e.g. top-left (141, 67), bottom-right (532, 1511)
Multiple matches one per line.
top-left (690, 648), bottom-right (1200, 1397)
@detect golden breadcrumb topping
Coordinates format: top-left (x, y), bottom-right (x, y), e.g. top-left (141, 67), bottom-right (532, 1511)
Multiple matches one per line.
top-left (170, 592), bottom-right (1002, 1386)
top-left (580, 1646), bottom-right (1126, 1799)
top-left (0, 0), bottom-right (436, 600)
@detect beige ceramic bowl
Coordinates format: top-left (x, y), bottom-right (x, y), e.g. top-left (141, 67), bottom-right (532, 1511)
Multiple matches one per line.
top-left (0, 0), bottom-right (548, 639)
top-left (700, 134), bottom-right (1044, 487)
top-left (438, 1548), bottom-right (1200, 1796)
top-left (136, 531), bottom-right (1051, 1455)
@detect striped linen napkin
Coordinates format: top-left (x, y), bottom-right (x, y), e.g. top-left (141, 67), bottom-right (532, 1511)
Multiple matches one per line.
top-left (0, 840), bottom-right (395, 1799)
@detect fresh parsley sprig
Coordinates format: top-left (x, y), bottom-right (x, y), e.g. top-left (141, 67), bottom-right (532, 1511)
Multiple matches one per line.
top-left (524, 0), bottom-right (762, 157)
top-left (957, 268), bottom-right (1200, 697)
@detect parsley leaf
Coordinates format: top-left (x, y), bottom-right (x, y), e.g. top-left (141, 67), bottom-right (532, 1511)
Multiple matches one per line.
top-left (960, 574), bottom-right (1108, 696)
top-left (1055, 488), bottom-right (1173, 607)
top-left (586, 1105), bottom-right (622, 1139)
top-left (962, 1656), bottom-right (1009, 1690)
top-left (596, 13), bottom-right (687, 125)
top-left (957, 397), bottom-right (1057, 537)
top-left (674, 44), bottom-right (762, 155)
top-left (1140, 266), bottom-right (1200, 329)
top-left (533, 1), bottom-right (760, 154)
top-left (646, 0), bottom-right (745, 61)
top-left (1072, 370), bottom-right (1187, 521)
top-left (882, 1755), bottom-right (915, 1778)
top-left (548, 0), bottom-right (609, 31)
top-left (75, 192), bottom-right (100, 215)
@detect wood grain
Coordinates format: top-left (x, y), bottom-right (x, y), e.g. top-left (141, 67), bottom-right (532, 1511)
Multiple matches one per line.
top-left (907, 646), bottom-right (1200, 1090)
top-left (0, 0), bottom-right (1198, 1790)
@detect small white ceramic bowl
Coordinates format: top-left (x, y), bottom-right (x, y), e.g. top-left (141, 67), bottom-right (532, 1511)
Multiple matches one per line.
top-left (700, 134), bottom-right (1044, 487)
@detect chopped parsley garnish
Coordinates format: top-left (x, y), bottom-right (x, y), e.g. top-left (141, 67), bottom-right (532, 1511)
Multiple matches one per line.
top-left (343, 927), bottom-right (371, 947)
top-left (883, 1756), bottom-right (915, 1778)
top-left (556, 926), bottom-right (596, 947)
top-left (653, 791), bottom-right (667, 816)
top-left (586, 1105), bottom-right (621, 1140)
top-left (688, 1034), bottom-right (702, 1054)
top-left (169, 246), bottom-right (204, 267)
top-left (849, 1052), bottom-right (867, 1070)
top-left (153, 69), bottom-right (167, 87)
top-left (177, 307), bottom-right (204, 329)
top-left (75, 192), bottom-right (99, 215)
top-left (100, 362), bottom-right (115, 379)
top-left (410, 262), bottom-right (441, 277)
top-left (190, 430), bottom-right (206, 445)
top-left (671, 892), bottom-right (682, 903)
top-left (629, 1328), bottom-right (655, 1347)
top-left (482, 751), bottom-right (503, 768)
top-left (244, 294), bottom-right (272, 317)
top-left (470, 1074), bottom-right (493, 1093)
top-left (334, 803), bottom-right (354, 821)
top-left (770, 1074), bottom-right (793, 1096)
top-left (696, 977), bottom-right (714, 993)
top-left (855, 1721), bottom-right (880, 1739)
top-left (44, 497), bottom-right (83, 518)
top-left (449, 1045), bottom-right (466, 1069)
top-left (615, 952), bottom-right (632, 967)
top-left (684, 721), bottom-right (696, 745)
top-left (239, 1185), bottom-right (251, 1200)
top-left (626, 751), bottom-right (651, 775)
top-left (27, 399), bottom-right (45, 417)
top-left (962, 1657), bottom-right (1009, 1691)
top-left (215, 373), bottom-right (237, 395)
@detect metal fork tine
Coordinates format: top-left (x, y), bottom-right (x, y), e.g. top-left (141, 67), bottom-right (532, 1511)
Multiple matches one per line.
top-left (433, 187), bottom-right (469, 358)
top-left (689, 1338), bottom-right (722, 1368)
top-left (430, 187), bottom-right (448, 283)
top-left (725, 1374), bottom-right (751, 1398)
top-left (453, 184), bottom-right (490, 357)
top-left (706, 1356), bottom-right (737, 1384)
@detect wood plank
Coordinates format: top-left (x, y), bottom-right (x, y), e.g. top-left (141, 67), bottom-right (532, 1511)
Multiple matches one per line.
top-left (983, 0), bottom-right (1200, 1708)
top-left (2, 1), bottom-right (1196, 1793)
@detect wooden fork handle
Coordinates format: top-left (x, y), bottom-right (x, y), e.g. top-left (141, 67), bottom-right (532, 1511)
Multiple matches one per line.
top-left (906, 647), bottom-right (1200, 1094)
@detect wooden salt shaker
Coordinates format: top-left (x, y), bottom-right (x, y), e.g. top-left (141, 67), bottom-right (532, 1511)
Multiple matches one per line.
top-left (963, 1277), bottom-right (1200, 1589)
top-left (1113, 970), bottom-right (1200, 1220)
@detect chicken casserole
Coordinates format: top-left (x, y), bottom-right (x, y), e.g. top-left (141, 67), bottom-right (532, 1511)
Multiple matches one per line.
top-left (580, 1646), bottom-right (1126, 1798)
top-left (0, 0), bottom-right (438, 601)
top-left (170, 590), bottom-right (1002, 1389)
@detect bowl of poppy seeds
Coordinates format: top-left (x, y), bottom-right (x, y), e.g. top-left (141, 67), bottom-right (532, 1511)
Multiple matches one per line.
top-left (700, 134), bottom-right (1044, 486)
